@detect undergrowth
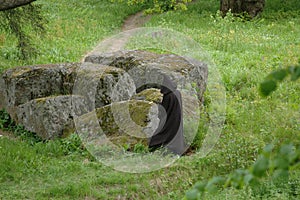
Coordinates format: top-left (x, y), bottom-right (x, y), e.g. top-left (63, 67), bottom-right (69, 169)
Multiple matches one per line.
top-left (0, 0), bottom-right (299, 199)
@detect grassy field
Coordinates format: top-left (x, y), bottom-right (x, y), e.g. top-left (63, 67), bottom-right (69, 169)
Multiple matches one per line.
top-left (0, 0), bottom-right (299, 199)
top-left (0, 0), bottom-right (143, 73)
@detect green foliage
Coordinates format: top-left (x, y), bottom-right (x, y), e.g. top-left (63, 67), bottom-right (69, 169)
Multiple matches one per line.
top-left (0, 3), bottom-right (46, 60)
top-left (0, 110), bottom-right (14, 130)
top-left (0, 0), bottom-right (299, 199)
top-left (0, 110), bottom-right (41, 144)
top-left (260, 64), bottom-right (300, 96)
top-left (185, 144), bottom-right (300, 200)
top-left (182, 112), bottom-right (209, 151)
top-left (113, 0), bottom-right (192, 13)
top-left (264, 0), bottom-right (300, 13)
top-left (59, 133), bottom-right (86, 155)
top-left (0, 0), bottom-right (143, 74)
top-left (0, 109), bottom-right (86, 155)
top-left (133, 142), bottom-right (149, 153)
top-left (122, 141), bottom-right (149, 153)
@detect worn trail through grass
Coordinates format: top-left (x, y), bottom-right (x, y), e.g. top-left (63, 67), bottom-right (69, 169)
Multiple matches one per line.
top-left (84, 11), bottom-right (151, 58)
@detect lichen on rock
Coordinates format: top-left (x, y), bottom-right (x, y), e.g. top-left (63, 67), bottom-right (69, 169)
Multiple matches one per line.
top-left (1, 50), bottom-right (207, 141)
top-left (132, 88), bottom-right (162, 103)
top-left (76, 100), bottom-right (158, 148)
top-left (16, 95), bottom-right (88, 139)
top-left (0, 63), bottom-right (80, 120)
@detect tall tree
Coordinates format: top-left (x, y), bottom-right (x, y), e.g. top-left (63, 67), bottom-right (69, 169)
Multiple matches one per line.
top-left (0, 1), bottom-right (45, 59)
top-left (220, 0), bottom-right (265, 17)
top-left (0, 0), bottom-right (36, 11)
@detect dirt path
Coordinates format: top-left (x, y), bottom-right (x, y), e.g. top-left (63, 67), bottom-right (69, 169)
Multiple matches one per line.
top-left (86, 1), bottom-right (195, 55)
top-left (84, 11), bottom-right (151, 58)
top-left (122, 11), bottom-right (151, 31)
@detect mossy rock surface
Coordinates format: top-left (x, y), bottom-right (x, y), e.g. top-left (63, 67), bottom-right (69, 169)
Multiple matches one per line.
top-left (1, 50), bottom-right (206, 143)
top-left (85, 50), bottom-right (208, 102)
top-left (16, 95), bottom-right (88, 139)
top-left (0, 63), bottom-right (80, 120)
top-left (132, 88), bottom-right (162, 103)
top-left (85, 50), bottom-right (194, 72)
top-left (74, 63), bottom-right (135, 108)
top-left (77, 100), bottom-right (158, 148)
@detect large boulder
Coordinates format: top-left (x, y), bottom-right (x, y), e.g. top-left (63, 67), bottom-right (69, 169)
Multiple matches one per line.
top-left (0, 63), bottom-right (80, 120)
top-left (73, 63), bottom-right (135, 109)
top-left (85, 50), bottom-right (208, 102)
top-left (75, 100), bottom-right (159, 149)
top-left (16, 95), bottom-right (88, 139)
top-left (0, 62), bottom-right (134, 120)
top-left (0, 50), bottom-right (208, 140)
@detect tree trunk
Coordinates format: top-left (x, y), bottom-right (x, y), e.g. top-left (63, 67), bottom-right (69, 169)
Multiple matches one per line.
top-left (220, 0), bottom-right (265, 18)
top-left (0, 0), bottom-right (36, 11)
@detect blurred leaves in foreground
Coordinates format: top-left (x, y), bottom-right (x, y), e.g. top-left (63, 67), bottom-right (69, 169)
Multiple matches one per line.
top-left (260, 63), bottom-right (300, 96)
top-left (185, 144), bottom-right (300, 200)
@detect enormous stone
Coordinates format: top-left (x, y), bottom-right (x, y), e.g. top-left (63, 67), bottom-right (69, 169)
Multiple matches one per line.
top-left (85, 50), bottom-right (193, 70)
top-left (1, 50), bottom-right (207, 140)
top-left (0, 62), bottom-right (135, 119)
top-left (75, 100), bottom-right (159, 148)
top-left (0, 63), bottom-right (80, 120)
top-left (73, 63), bottom-right (135, 109)
top-left (85, 50), bottom-right (208, 102)
top-left (17, 95), bottom-right (88, 139)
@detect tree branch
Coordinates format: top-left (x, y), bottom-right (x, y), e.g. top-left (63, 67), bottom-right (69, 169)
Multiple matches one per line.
top-left (0, 0), bottom-right (37, 11)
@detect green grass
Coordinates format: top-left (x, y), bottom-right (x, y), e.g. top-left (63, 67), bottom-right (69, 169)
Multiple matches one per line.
top-left (143, 0), bottom-right (300, 198)
top-left (1, 0), bottom-right (300, 199)
top-left (145, 0), bottom-right (300, 143)
top-left (0, 0), bottom-right (142, 73)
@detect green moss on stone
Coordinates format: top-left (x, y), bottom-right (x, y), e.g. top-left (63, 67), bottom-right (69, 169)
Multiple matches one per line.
top-left (128, 100), bottom-right (152, 126)
top-left (11, 67), bottom-right (33, 77)
top-left (133, 88), bottom-right (162, 103)
top-left (92, 100), bottom-right (152, 148)
top-left (35, 97), bottom-right (48, 105)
